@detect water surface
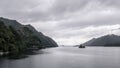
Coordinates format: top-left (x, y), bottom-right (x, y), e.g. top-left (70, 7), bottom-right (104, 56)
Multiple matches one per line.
top-left (0, 47), bottom-right (120, 68)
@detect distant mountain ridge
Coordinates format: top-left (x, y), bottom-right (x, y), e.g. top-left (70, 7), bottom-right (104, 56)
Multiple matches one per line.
top-left (83, 34), bottom-right (120, 46)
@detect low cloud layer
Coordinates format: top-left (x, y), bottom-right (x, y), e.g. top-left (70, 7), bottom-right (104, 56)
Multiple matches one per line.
top-left (1, 0), bottom-right (120, 45)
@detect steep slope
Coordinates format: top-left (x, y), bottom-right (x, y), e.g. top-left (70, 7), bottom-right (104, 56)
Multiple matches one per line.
top-left (0, 17), bottom-right (22, 29)
top-left (0, 21), bottom-right (25, 54)
top-left (41, 35), bottom-right (58, 47)
top-left (83, 34), bottom-right (120, 46)
top-left (0, 17), bottom-right (58, 54)
top-left (0, 17), bottom-right (58, 47)
top-left (26, 25), bottom-right (58, 47)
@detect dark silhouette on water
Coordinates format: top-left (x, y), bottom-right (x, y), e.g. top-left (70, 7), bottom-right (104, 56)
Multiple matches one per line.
top-left (79, 44), bottom-right (85, 48)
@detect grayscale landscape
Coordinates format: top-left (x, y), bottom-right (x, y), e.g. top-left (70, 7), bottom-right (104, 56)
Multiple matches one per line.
top-left (0, 0), bottom-right (120, 68)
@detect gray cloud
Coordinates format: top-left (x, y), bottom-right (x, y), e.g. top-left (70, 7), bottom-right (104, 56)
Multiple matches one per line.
top-left (99, 0), bottom-right (120, 7)
top-left (1, 0), bottom-right (120, 23)
top-left (1, 0), bottom-right (120, 45)
top-left (58, 13), bottom-right (120, 29)
top-left (51, 0), bottom-right (89, 14)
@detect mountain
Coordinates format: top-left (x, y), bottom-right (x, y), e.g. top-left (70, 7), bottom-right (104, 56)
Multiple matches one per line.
top-left (0, 17), bottom-right (22, 30)
top-left (83, 34), bottom-right (120, 46)
top-left (25, 24), bottom-right (58, 47)
top-left (0, 17), bottom-right (58, 55)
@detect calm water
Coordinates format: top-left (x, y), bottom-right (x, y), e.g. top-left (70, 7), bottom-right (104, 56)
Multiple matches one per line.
top-left (0, 47), bottom-right (120, 68)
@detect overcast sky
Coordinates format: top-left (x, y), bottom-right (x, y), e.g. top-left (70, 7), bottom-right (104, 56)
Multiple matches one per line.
top-left (1, 0), bottom-right (120, 45)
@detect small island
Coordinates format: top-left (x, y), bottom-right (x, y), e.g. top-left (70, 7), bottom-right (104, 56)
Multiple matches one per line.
top-left (79, 44), bottom-right (85, 48)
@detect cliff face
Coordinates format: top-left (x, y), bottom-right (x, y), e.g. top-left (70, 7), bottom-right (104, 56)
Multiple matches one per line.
top-left (0, 17), bottom-right (58, 54)
top-left (83, 34), bottom-right (120, 46)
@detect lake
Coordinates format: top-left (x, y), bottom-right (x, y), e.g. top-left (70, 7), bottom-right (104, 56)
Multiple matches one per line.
top-left (0, 47), bottom-right (120, 68)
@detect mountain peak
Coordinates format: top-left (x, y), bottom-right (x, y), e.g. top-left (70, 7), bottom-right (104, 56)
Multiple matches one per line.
top-left (0, 17), bottom-right (17, 22)
top-left (104, 34), bottom-right (118, 37)
top-left (99, 34), bottom-right (119, 39)
top-left (0, 17), bottom-right (22, 30)
top-left (83, 34), bottom-right (120, 46)
top-left (0, 17), bottom-right (58, 48)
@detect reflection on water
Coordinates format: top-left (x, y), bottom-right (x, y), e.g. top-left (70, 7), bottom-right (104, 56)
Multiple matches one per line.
top-left (0, 47), bottom-right (120, 68)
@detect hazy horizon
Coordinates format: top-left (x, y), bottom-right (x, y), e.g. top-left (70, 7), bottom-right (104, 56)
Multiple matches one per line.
top-left (1, 0), bottom-right (120, 45)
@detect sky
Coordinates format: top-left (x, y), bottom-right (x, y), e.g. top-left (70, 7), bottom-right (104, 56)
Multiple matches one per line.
top-left (1, 0), bottom-right (120, 45)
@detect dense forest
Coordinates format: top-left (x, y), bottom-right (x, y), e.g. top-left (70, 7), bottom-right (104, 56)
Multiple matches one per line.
top-left (0, 17), bottom-right (58, 56)
top-left (0, 21), bottom-right (43, 55)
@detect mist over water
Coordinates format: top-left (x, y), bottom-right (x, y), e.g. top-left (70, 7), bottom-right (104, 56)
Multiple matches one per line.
top-left (0, 47), bottom-right (120, 68)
